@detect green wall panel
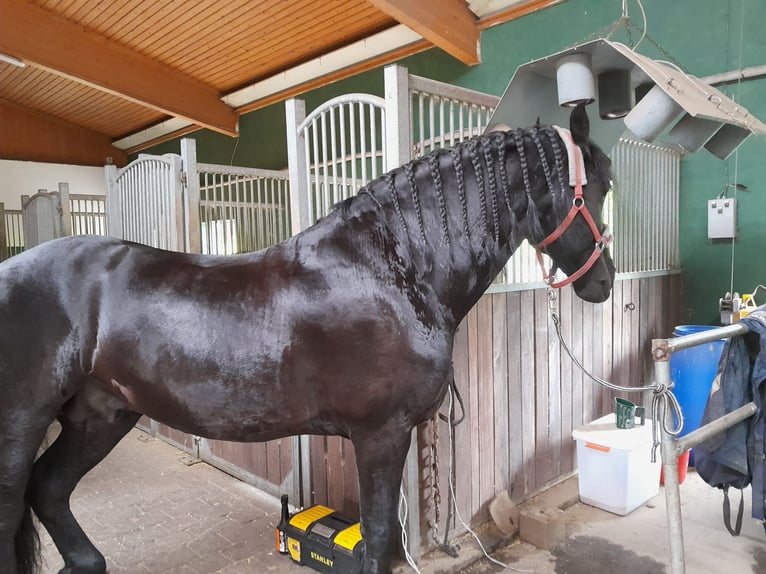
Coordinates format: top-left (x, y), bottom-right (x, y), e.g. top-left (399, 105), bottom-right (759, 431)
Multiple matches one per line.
top-left (141, 0), bottom-right (766, 323)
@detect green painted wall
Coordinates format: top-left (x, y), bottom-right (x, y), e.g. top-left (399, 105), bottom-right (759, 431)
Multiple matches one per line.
top-left (143, 0), bottom-right (766, 325)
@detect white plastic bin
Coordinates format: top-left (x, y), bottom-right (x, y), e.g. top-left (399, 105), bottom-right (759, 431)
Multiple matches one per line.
top-left (572, 413), bottom-right (661, 515)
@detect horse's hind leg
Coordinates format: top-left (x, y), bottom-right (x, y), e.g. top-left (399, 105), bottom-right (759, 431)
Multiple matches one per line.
top-left (352, 425), bottom-right (412, 574)
top-left (29, 387), bottom-right (139, 574)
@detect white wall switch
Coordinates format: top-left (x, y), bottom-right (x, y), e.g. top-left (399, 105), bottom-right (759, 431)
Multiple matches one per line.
top-left (707, 198), bottom-right (737, 239)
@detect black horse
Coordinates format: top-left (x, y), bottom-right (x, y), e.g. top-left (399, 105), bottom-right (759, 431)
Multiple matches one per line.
top-left (0, 104), bottom-right (614, 574)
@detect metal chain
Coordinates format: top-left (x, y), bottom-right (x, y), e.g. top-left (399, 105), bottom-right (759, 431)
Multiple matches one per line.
top-left (430, 413), bottom-right (441, 544)
top-left (578, 15), bottom-right (687, 72)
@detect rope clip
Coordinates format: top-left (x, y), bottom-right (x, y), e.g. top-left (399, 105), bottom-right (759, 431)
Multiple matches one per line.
top-left (546, 286), bottom-right (559, 314)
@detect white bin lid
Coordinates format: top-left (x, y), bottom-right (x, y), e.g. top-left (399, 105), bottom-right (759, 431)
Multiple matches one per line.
top-left (572, 413), bottom-right (654, 451)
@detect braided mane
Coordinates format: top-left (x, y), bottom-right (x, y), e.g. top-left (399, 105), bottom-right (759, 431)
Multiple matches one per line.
top-left (342, 126), bottom-right (575, 250)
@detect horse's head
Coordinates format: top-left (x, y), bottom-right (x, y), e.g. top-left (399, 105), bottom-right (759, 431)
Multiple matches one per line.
top-left (533, 104), bottom-right (615, 303)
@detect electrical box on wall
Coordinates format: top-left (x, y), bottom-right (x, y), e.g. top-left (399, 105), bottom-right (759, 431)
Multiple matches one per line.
top-left (708, 198), bottom-right (737, 239)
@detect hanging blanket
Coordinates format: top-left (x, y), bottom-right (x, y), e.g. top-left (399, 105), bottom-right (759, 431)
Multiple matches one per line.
top-left (695, 306), bottom-right (766, 534)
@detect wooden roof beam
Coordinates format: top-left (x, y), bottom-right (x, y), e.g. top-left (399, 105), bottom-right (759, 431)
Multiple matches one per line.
top-left (366, 0), bottom-right (480, 65)
top-left (0, 0), bottom-right (238, 137)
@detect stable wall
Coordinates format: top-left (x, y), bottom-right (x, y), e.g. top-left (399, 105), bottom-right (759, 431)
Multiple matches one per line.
top-left (143, 0), bottom-right (766, 325)
top-left (0, 159), bottom-right (105, 210)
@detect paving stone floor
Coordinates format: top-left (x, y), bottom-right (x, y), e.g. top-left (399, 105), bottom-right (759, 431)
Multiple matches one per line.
top-left (40, 428), bottom-right (306, 574)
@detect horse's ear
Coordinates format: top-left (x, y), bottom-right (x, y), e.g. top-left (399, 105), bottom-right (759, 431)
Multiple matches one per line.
top-left (569, 103), bottom-right (590, 147)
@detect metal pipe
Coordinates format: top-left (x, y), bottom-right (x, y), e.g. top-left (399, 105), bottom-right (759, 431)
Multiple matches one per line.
top-left (666, 322), bottom-right (749, 354)
top-left (703, 64), bottom-right (766, 86)
top-left (655, 358), bottom-right (686, 574)
top-left (654, 320), bottom-right (754, 573)
top-left (674, 402), bottom-right (757, 455)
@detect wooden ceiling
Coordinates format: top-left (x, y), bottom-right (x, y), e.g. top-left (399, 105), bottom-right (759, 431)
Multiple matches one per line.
top-left (0, 0), bottom-right (560, 166)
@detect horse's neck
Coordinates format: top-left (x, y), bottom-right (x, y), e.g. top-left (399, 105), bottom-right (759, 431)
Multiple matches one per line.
top-left (369, 130), bottom-right (552, 327)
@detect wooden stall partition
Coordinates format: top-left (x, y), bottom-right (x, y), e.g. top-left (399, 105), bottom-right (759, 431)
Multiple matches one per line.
top-left (421, 273), bottom-right (683, 546)
top-left (199, 437), bottom-right (295, 500)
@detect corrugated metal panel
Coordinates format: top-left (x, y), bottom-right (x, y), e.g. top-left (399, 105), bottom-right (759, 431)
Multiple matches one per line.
top-left (611, 138), bottom-right (681, 274)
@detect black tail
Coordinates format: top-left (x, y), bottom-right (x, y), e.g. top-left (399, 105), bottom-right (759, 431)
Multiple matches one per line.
top-left (15, 501), bottom-right (40, 574)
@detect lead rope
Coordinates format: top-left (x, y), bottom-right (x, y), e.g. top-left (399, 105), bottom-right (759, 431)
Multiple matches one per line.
top-left (546, 287), bottom-right (684, 461)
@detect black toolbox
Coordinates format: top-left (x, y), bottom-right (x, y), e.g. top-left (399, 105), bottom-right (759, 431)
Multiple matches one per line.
top-left (282, 504), bottom-right (364, 573)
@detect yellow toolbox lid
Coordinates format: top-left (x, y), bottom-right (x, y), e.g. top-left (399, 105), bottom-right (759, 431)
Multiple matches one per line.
top-left (288, 505), bottom-right (335, 532)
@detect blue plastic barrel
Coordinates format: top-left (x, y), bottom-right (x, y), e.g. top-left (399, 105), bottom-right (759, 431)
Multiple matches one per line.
top-left (670, 325), bottom-right (726, 465)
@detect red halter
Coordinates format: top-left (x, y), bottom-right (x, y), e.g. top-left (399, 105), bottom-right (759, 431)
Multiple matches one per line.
top-left (534, 133), bottom-right (612, 289)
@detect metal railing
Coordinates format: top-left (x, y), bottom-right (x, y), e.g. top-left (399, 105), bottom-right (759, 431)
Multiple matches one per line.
top-left (70, 194), bottom-right (108, 236)
top-left (107, 154), bottom-right (183, 251)
top-left (652, 323), bottom-right (755, 574)
top-left (612, 138), bottom-right (681, 274)
top-left (197, 164), bottom-right (291, 255)
top-left (1, 208), bottom-right (24, 261)
top-left (299, 94), bottom-right (387, 223)
top-left (407, 74), bottom-right (498, 156)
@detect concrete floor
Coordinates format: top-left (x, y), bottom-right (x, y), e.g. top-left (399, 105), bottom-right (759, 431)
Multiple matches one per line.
top-left (461, 474), bottom-right (766, 574)
top-left (39, 428), bottom-right (766, 573)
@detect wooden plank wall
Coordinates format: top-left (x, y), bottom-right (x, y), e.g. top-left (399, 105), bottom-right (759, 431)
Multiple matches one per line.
top-left (420, 273), bottom-right (683, 546)
top-left (310, 436), bottom-right (360, 518)
top-left (203, 437), bottom-right (293, 498)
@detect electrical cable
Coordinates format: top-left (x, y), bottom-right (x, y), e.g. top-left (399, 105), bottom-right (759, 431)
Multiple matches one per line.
top-left (633, 0), bottom-right (648, 49)
top-left (229, 136), bottom-right (240, 166)
top-left (728, 0), bottom-right (746, 298)
top-left (399, 484), bottom-right (423, 573)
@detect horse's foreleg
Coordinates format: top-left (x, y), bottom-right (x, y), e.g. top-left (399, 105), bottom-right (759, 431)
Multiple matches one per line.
top-left (29, 395), bottom-right (139, 574)
top-left (352, 426), bottom-right (412, 574)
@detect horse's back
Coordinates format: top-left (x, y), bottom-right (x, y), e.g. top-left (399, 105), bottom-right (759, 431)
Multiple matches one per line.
top-left (0, 235), bottom-right (129, 281)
